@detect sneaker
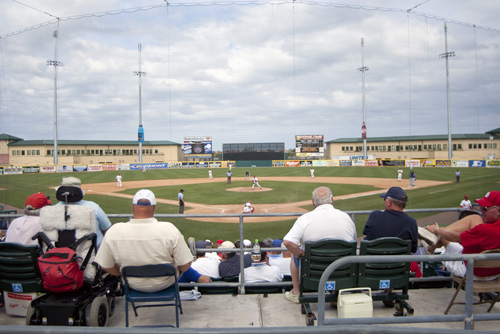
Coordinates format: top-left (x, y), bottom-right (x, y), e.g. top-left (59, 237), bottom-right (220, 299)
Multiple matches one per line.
top-left (418, 227), bottom-right (439, 246)
top-left (284, 291), bottom-right (300, 304)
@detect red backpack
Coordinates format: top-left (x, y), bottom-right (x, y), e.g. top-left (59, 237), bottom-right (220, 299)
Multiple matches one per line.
top-left (38, 247), bottom-right (84, 293)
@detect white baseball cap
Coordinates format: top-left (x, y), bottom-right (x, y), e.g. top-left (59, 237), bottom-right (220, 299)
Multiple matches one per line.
top-left (132, 189), bottom-right (156, 206)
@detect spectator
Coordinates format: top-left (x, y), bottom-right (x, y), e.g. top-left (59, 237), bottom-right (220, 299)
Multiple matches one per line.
top-left (241, 241), bottom-right (283, 283)
top-left (56, 177), bottom-right (111, 248)
top-left (205, 239), bottom-right (219, 260)
top-left (363, 187), bottom-right (418, 253)
top-left (268, 239), bottom-right (291, 276)
top-left (460, 195), bottom-right (472, 210)
top-left (192, 240), bottom-right (221, 278)
top-left (283, 186), bottom-right (357, 303)
top-left (218, 241), bottom-right (252, 278)
top-left (420, 191), bottom-right (500, 279)
top-left (362, 187), bottom-right (420, 305)
top-left (95, 189), bottom-right (193, 292)
top-left (179, 267), bottom-right (212, 283)
top-left (5, 193), bottom-right (51, 245)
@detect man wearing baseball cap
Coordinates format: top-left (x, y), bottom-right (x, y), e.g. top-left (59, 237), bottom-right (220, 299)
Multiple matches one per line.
top-left (421, 191), bottom-right (500, 278)
top-left (95, 189), bottom-right (193, 292)
top-left (5, 193), bottom-right (51, 245)
top-left (56, 176), bottom-right (112, 248)
top-left (363, 187), bottom-right (418, 253)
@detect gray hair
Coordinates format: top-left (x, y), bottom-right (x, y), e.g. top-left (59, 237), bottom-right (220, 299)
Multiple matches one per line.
top-left (312, 187), bottom-right (333, 206)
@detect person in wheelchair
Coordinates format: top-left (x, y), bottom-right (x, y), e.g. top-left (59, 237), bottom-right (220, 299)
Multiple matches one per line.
top-left (55, 177), bottom-right (111, 248)
top-left (95, 189), bottom-right (193, 292)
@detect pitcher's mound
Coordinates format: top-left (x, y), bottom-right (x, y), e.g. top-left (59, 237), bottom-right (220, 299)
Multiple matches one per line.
top-left (227, 187), bottom-right (273, 192)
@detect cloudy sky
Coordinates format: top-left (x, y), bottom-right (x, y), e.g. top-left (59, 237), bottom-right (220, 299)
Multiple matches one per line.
top-left (0, 0), bottom-right (499, 150)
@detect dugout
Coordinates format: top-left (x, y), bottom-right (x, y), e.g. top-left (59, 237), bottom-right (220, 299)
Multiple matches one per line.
top-left (223, 143), bottom-right (285, 166)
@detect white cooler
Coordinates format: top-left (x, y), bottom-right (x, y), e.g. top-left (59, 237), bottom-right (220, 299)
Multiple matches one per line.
top-left (338, 288), bottom-right (373, 319)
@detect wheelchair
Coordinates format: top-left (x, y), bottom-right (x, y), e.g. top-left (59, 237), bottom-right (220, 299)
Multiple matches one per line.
top-left (26, 186), bottom-right (122, 327)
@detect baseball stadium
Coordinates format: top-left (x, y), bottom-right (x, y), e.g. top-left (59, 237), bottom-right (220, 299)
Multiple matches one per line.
top-left (1, 0), bottom-right (500, 331)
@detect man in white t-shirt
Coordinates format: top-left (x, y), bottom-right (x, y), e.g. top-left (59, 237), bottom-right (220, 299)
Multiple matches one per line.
top-left (192, 240), bottom-right (220, 278)
top-left (283, 186), bottom-right (357, 303)
top-left (460, 194), bottom-right (472, 210)
top-left (241, 241), bottom-right (283, 283)
top-left (95, 189), bottom-right (193, 292)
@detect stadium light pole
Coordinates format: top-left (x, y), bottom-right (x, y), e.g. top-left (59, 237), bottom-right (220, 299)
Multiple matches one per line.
top-left (357, 38), bottom-right (369, 159)
top-left (438, 23), bottom-right (455, 160)
top-left (134, 43), bottom-right (146, 163)
top-left (47, 27), bottom-right (63, 166)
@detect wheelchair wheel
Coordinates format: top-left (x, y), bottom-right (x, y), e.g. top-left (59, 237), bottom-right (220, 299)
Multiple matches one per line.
top-left (25, 303), bottom-right (39, 325)
top-left (89, 296), bottom-right (109, 327)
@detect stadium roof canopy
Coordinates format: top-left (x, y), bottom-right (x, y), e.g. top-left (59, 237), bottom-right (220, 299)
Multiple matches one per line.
top-left (3, 136), bottom-right (180, 147)
top-left (326, 133), bottom-right (497, 144)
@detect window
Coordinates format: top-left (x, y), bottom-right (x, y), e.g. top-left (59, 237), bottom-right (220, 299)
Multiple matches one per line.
top-left (443, 144), bottom-right (447, 150)
top-left (469, 144), bottom-right (473, 149)
top-left (36, 150), bottom-right (40, 155)
top-left (484, 143), bottom-right (488, 149)
top-left (473, 144), bottom-right (477, 149)
top-left (21, 150), bottom-right (25, 155)
top-left (28, 150), bottom-right (31, 155)
top-left (418, 145), bottom-right (422, 151)
top-left (478, 144), bottom-right (482, 149)
top-left (155, 149), bottom-right (158, 154)
top-left (12, 150), bottom-right (16, 156)
top-left (458, 144), bottom-right (462, 149)
top-left (432, 144), bottom-right (436, 150)
top-left (437, 144), bottom-right (441, 150)
top-left (453, 144), bottom-right (456, 150)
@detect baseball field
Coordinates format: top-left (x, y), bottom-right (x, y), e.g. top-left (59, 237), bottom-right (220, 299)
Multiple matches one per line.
top-left (1, 166), bottom-right (498, 243)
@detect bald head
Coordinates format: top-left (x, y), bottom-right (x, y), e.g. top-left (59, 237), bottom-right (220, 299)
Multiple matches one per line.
top-left (312, 187), bottom-right (333, 207)
top-left (132, 200), bottom-right (156, 219)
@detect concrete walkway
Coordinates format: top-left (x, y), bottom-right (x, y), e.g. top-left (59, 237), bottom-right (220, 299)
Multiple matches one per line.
top-left (1, 287), bottom-right (499, 331)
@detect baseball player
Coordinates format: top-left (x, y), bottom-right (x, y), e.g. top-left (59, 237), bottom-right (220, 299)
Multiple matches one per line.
top-left (208, 170), bottom-right (213, 179)
top-left (251, 175), bottom-right (262, 190)
top-left (310, 168), bottom-right (315, 178)
top-left (397, 168), bottom-right (403, 182)
top-left (242, 201), bottom-right (255, 214)
top-left (460, 195), bottom-right (472, 210)
top-left (116, 173), bottom-right (122, 187)
top-left (226, 171), bottom-right (232, 184)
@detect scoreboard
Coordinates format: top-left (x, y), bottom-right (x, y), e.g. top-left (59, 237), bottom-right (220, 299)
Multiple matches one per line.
top-left (295, 135), bottom-right (324, 157)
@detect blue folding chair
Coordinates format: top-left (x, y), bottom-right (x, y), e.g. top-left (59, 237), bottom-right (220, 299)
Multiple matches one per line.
top-left (122, 263), bottom-right (183, 328)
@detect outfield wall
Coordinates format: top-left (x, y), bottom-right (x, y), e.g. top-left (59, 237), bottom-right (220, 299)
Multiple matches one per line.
top-left (1, 159), bottom-right (499, 175)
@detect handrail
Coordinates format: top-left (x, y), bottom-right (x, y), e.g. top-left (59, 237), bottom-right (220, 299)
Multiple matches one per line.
top-left (317, 252), bottom-right (500, 330)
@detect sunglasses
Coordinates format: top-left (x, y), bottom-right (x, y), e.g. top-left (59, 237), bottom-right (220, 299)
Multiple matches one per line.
top-left (481, 206), bottom-right (495, 211)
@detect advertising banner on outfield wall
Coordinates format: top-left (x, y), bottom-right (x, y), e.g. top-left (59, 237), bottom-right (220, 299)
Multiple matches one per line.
top-left (312, 160), bottom-right (326, 167)
top-left (272, 160), bottom-right (285, 167)
top-left (435, 160), bottom-right (451, 167)
top-left (406, 160), bottom-right (420, 167)
top-left (452, 160), bottom-right (469, 168)
top-left (469, 160), bottom-right (486, 167)
top-left (131, 163), bottom-right (168, 170)
top-left (487, 160), bottom-right (500, 168)
top-left (88, 165), bottom-right (103, 172)
top-left (421, 160), bottom-right (435, 167)
top-left (286, 160), bottom-right (300, 167)
top-left (0, 168), bottom-right (2, 175)
top-left (57, 165), bottom-right (73, 173)
top-left (378, 160), bottom-right (404, 166)
top-left (197, 162), bottom-right (209, 168)
top-left (73, 165), bottom-right (88, 172)
top-left (209, 162), bottom-right (222, 168)
top-left (4, 167), bottom-right (22, 175)
top-left (40, 166), bottom-right (56, 173)
top-left (116, 164), bottom-right (129, 171)
top-left (340, 160), bottom-right (352, 166)
top-left (352, 160), bottom-right (364, 167)
top-left (364, 160), bottom-right (378, 167)
top-left (300, 161), bottom-right (312, 167)
top-left (102, 164), bottom-right (117, 171)
top-left (169, 162), bottom-right (182, 168)
top-left (22, 166), bottom-right (40, 174)
top-left (182, 162), bottom-right (196, 168)
top-left (326, 160), bottom-right (340, 167)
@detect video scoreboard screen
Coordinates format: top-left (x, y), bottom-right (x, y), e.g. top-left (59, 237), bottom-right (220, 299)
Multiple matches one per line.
top-left (184, 136), bottom-right (213, 158)
top-left (295, 135), bottom-right (324, 157)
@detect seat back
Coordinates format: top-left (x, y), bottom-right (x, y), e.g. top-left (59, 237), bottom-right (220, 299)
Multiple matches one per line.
top-left (0, 243), bottom-right (43, 293)
top-left (300, 239), bottom-right (357, 294)
top-left (122, 263), bottom-right (178, 284)
top-left (39, 204), bottom-right (97, 281)
top-left (475, 248), bottom-right (500, 269)
top-left (358, 237), bottom-right (411, 290)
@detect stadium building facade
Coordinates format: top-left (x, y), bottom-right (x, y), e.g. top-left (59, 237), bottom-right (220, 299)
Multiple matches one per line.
top-left (325, 129), bottom-right (500, 160)
top-left (0, 134), bottom-right (183, 166)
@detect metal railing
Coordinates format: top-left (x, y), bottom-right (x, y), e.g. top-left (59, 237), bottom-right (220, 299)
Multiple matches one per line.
top-left (317, 252), bottom-right (500, 330)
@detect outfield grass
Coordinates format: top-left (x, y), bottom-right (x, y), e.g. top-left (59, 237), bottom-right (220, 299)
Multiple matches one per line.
top-left (1, 166), bottom-right (499, 242)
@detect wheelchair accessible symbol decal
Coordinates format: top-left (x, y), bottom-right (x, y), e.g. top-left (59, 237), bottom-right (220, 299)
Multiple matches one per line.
top-left (379, 280), bottom-right (390, 289)
top-left (12, 283), bottom-right (23, 293)
top-left (325, 281), bottom-right (336, 291)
